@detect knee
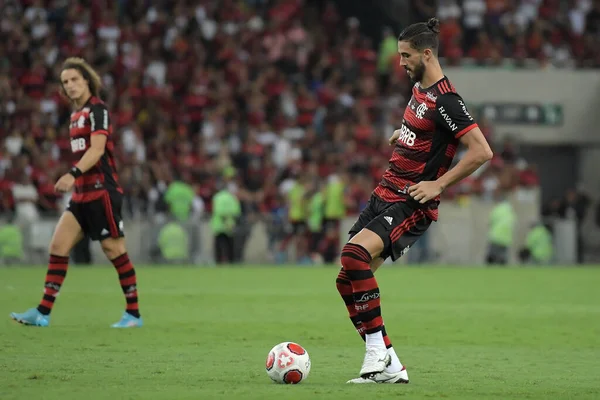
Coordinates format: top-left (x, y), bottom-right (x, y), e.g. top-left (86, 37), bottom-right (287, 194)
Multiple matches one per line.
top-left (336, 269), bottom-right (355, 300)
top-left (101, 239), bottom-right (126, 260)
top-left (340, 243), bottom-right (373, 267)
top-left (336, 269), bottom-right (349, 291)
top-left (48, 239), bottom-right (71, 257)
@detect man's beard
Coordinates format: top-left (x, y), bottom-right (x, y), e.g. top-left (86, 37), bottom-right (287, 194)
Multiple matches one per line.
top-left (406, 59), bottom-right (426, 83)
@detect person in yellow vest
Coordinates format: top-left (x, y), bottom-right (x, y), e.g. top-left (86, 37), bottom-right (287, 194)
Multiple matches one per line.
top-left (157, 221), bottom-right (190, 264)
top-left (211, 180), bottom-right (242, 264)
top-left (306, 181), bottom-right (324, 263)
top-left (486, 189), bottom-right (516, 265)
top-left (519, 221), bottom-right (554, 265)
top-left (323, 170), bottom-right (348, 229)
top-left (279, 174), bottom-right (310, 263)
top-left (321, 170), bottom-right (349, 261)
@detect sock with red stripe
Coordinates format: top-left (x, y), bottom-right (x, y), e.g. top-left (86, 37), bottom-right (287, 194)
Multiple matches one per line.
top-left (111, 253), bottom-right (140, 318)
top-left (37, 255), bottom-right (69, 315)
top-left (340, 243), bottom-right (384, 342)
top-left (336, 263), bottom-right (404, 372)
top-left (336, 267), bottom-right (394, 345)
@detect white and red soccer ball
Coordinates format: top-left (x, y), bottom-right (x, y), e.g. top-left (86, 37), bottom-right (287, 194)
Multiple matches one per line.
top-left (265, 342), bottom-right (311, 384)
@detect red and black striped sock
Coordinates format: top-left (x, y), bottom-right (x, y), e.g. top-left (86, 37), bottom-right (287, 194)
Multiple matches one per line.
top-left (336, 267), bottom-right (393, 348)
top-left (336, 268), bottom-right (366, 337)
top-left (37, 255), bottom-right (69, 315)
top-left (340, 243), bottom-right (384, 335)
top-left (111, 253), bottom-right (140, 318)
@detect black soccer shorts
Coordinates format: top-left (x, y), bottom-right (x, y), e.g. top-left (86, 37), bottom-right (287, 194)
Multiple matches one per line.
top-left (349, 194), bottom-right (432, 261)
top-left (67, 191), bottom-right (125, 241)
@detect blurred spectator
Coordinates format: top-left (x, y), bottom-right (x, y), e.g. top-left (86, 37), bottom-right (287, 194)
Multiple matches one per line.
top-left (557, 187), bottom-right (591, 264)
top-left (163, 173), bottom-right (204, 223)
top-left (306, 180), bottom-right (324, 262)
top-left (156, 220), bottom-right (190, 264)
top-left (211, 178), bottom-right (241, 265)
top-left (519, 221), bottom-right (554, 265)
top-left (11, 172), bottom-right (40, 225)
top-left (486, 188), bottom-right (516, 265)
top-left (0, 213), bottom-right (24, 264)
top-left (0, 0), bottom-right (568, 263)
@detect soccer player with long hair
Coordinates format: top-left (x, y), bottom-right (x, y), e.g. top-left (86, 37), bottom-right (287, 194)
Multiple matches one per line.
top-left (10, 58), bottom-right (143, 328)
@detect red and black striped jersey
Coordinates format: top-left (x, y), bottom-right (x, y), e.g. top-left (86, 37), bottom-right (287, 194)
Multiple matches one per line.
top-left (69, 96), bottom-right (122, 202)
top-left (374, 76), bottom-right (478, 221)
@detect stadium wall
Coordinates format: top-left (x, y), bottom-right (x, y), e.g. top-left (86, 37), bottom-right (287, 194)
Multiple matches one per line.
top-left (16, 188), bottom-right (577, 266)
top-left (445, 68), bottom-right (600, 145)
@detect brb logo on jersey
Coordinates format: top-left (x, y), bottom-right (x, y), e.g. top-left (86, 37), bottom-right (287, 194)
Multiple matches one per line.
top-left (397, 125), bottom-right (416, 147)
top-left (71, 138), bottom-right (87, 153)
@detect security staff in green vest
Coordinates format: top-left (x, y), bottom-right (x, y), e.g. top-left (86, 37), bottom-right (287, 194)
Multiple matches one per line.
top-left (486, 190), bottom-right (516, 265)
top-left (211, 180), bottom-right (241, 264)
top-left (280, 174), bottom-right (310, 263)
top-left (157, 221), bottom-right (190, 263)
top-left (519, 222), bottom-right (553, 264)
top-left (306, 181), bottom-right (324, 259)
top-left (323, 170), bottom-right (347, 229)
top-left (164, 175), bottom-right (196, 222)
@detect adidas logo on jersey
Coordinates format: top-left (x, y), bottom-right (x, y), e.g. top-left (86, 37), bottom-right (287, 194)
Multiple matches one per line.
top-left (384, 216), bottom-right (393, 225)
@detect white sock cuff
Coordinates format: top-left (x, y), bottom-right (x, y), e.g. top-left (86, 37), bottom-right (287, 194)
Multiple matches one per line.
top-left (386, 346), bottom-right (404, 373)
top-left (365, 331), bottom-right (385, 347)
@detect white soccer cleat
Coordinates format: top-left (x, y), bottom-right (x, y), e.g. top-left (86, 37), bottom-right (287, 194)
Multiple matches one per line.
top-left (347, 366), bottom-right (410, 384)
top-left (359, 346), bottom-right (391, 377)
top-left (346, 376), bottom-right (377, 384)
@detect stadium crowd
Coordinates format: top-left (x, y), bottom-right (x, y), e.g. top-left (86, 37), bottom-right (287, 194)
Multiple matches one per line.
top-left (1, 0), bottom-right (597, 229)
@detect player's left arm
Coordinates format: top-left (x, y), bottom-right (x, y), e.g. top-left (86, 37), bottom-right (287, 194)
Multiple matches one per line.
top-left (409, 93), bottom-right (493, 203)
top-left (55, 104), bottom-right (110, 193)
top-left (434, 126), bottom-right (492, 193)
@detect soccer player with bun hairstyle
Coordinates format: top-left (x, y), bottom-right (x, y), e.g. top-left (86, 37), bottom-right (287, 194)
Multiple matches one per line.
top-left (10, 58), bottom-right (143, 328)
top-left (338, 18), bottom-right (493, 383)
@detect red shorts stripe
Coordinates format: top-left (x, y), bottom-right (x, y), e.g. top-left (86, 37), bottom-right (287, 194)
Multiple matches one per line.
top-left (102, 192), bottom-right (119, 238)
top-left (389, 211), bottom-right (418, 243)
top-left (390, 210), bottom-right (426, 243)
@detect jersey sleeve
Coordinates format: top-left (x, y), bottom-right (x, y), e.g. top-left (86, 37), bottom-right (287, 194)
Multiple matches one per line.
top-left (435, 93), bottom-right (478, 139)
top-left (89, 103), bottom-right (110, 136)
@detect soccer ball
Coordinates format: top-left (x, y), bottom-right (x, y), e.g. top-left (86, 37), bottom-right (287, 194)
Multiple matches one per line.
top-left (265, 342), bottom-right (311, 384)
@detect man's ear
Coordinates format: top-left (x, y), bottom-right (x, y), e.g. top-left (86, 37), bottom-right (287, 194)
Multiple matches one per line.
top-left (423, 48), bottom-right (433, 61)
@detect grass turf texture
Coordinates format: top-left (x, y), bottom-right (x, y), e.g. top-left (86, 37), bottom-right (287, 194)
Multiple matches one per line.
top-left (1, 265), bottom-right (599, 400)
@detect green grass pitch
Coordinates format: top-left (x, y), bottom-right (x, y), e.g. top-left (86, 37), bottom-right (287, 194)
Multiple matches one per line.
top-left (1, 265), bottom-right (599, 400)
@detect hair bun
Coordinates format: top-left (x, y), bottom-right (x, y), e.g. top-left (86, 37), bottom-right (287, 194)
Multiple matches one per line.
top-left (427, 18), bottom-right (440, 34)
